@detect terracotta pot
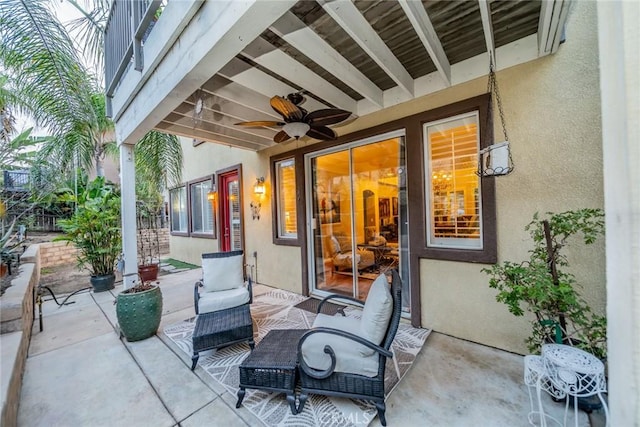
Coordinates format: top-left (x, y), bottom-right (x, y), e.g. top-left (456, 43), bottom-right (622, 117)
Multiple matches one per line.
top-left (138, 263), bottom-right (159, 282)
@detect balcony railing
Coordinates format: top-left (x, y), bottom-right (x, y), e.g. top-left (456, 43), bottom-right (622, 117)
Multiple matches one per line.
top-left (3, 170), bottom-right (29, 192)
top-left (104, 0), bottom-right (163, 116)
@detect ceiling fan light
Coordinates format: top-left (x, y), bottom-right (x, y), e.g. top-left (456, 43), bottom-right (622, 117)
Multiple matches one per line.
top-left (283, 122), bottom-right (310, 139)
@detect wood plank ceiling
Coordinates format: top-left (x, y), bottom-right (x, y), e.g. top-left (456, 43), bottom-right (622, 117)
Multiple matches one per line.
top-left (156, 0), bottom-right (567, 151)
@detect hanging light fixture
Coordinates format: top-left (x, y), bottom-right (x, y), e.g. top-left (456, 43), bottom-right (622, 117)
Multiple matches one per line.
top-left (282, 122), bottom-right (310, 140)
top-left (254, 177), bottom-right (265, 195)
top-left (477, 61), bottom-right (514, 177)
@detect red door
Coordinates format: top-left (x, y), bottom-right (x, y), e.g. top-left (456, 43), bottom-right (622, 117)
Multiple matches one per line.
top-left (218, 170), bottom-right (243, 251)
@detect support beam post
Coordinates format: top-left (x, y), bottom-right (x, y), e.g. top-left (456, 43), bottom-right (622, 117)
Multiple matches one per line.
top-left (119, 143), bottom-right (138, 289)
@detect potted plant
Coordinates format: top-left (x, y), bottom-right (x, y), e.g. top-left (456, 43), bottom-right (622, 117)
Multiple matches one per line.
top-left (56, 177), bottom-right (122, 292)
top-left (136, 192), bottom-right (163, 281)
top-left (116, 275), bottom-right (162, 342)
top-left (482, 208), bottom-right (607, 360)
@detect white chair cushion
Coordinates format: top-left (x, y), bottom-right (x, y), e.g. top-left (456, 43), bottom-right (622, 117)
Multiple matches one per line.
top-left (360, 274), bottom-right (393, 353)
top-left (302, 313), bottom-right (379, 377)
top-left (197, 285), bottom-right (250, 314)
top-left (201, 253), bottom-right (244, 292)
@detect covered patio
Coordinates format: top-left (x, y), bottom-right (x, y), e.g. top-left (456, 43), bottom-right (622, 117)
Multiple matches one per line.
top-left (16, 268), bottom-right (600, 426)
top-left (102, 1), bottom-right (638, 424)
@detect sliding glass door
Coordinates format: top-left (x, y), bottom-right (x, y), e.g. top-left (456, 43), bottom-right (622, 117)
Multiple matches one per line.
top-left (306, 132), bottom-right (410, 312)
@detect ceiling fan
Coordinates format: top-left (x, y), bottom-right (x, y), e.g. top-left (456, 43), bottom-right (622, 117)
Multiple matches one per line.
top-left (235, 93), bottom-right (351, 143)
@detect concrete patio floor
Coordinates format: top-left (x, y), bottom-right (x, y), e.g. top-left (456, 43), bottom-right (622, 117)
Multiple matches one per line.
top-left (17, 269), bottom-right (603, 426)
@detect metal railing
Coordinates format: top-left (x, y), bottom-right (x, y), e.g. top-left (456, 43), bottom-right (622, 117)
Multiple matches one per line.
top-left (3, 170), bottom-right (29, 192)
top-left (104, 0), bottom-right (163, 115)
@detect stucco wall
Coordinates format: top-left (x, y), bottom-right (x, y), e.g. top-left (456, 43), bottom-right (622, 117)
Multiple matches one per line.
top-left (414, 2), bottom-right (605, 354)
top-left (168, 139), bottom-right (304, 294)
top-left (171, 2), bottom-right (604, 353)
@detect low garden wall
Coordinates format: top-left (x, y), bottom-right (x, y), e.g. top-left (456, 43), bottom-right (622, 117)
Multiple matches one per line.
top-left (39, 229), bottom-right (170, 268)
top-left (0, 244), bottom-right (39, 427)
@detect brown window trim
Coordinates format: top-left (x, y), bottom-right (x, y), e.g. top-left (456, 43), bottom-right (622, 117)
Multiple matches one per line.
top-left (416, 94), bottom-right (497, 264)
top-left (169, 175), bottom-right (217, 239)
top-left (271, 154), bottom-right (301, 246)
top-left (269, 93), bottom-right (497, 320)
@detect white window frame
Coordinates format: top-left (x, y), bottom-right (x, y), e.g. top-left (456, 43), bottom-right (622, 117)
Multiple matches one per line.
top-left (424, 111), bottom-right (483, 250)
top-left (189, 178), bottom-right (214, 236)
top-left (169, 186), bottom-right (188, 234)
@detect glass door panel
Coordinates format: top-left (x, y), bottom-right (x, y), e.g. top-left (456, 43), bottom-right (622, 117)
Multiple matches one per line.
top-left (308, 134), bottom-right (409, 310)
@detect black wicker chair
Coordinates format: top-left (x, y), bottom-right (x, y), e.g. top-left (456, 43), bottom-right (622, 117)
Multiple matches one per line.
top-left (296, 269), bottom-right (402, 426)
top-left (193, 250), bottom-right (253, 315)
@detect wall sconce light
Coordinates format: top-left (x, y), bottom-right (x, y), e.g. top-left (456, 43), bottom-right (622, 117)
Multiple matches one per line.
top-left (254, 177), bottom-right (265, 195)
top-left (207, 190), bottom-right (217, 202)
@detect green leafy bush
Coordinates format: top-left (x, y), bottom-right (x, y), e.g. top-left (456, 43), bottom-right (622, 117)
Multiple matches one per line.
top-left (483, 209), bottom-right (606, 359)
top-left (56, 177), bottom-right (121, 276)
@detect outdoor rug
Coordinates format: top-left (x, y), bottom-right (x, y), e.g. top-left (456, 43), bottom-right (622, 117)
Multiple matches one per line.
top-left (163, 285), bottom-right (430, 427)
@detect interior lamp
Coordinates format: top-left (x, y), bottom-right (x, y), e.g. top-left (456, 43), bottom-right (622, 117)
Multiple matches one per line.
top-left (283, 122), bottom-right (310, 140)
top-left (254, 177), bottom-right (266, 195)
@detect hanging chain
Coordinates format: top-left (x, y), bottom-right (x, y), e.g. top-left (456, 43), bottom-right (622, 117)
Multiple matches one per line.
top-left (488, 61), bottom-right (509, 142)
top-left (477, 59), bottom-right (515, 177)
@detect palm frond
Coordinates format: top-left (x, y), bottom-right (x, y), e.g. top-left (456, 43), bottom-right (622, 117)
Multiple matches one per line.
top-left (0, 0), bottom-right (95, 136)
top-left (135, 131), bottom-right (183, 190)
top-left (63, 0), bottom-right (110, 81)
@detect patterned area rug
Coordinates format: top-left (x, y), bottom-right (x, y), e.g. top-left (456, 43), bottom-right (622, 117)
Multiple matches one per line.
top-left (163, 285), bottom-right (430, 427)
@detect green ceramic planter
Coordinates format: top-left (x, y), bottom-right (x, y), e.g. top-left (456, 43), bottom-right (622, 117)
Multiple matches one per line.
top-left (116, 285), bottom-right (163, 342)
top-left (90, 274), bottom-right (116, 292)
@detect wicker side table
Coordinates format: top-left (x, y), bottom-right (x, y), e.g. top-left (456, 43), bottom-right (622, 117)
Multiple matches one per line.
top-left (191, 304), bottom-right (254, 370)
top-left (236, 329), bottom-right (308, 415)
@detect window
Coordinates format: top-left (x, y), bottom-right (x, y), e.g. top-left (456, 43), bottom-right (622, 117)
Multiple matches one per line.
top-left (424, 112), bottom-right (482, 249)
top-left (170, 176), bottom-right (216, 238)
top-left (190, 179), bottom-right (214, 236)
top-left (169, 186), bottom-right (187, 234)
top-left (275, 158), bottom-right (297, 238)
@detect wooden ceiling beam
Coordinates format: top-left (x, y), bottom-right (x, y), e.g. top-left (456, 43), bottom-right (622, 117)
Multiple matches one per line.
top-left (399, 0), bottom-right (451, 87)
top-left (200, 75), bottom-right (281, 119)
top-left (218, 57), bottom-right (328, 113)
top-left (156, 121), bottom-right (267, 151)
top-left (270, 11), bottom-right (384, 108)
top-left (538, 0), bottom-right (571, 56)
top-left (173, 102), bottom-right (278, 139)
top-left (478, 0), bottom-right (496, 67)
top-left (241, 37), bottom-right (357, 111)
top-left (163, 112), bottom-right (273, 146)
top-left (319, 0), bottom-right (414, 97)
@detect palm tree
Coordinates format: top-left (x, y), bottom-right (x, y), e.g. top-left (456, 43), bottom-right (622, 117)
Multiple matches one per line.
top-left (0, 0), bottom-right (182, 188)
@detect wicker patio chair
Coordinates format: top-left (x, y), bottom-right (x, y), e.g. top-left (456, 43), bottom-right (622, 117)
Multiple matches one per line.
top-left (297, 269), bottom-right (402, 426)
top-left (194, 250), bottom-right (252, 315)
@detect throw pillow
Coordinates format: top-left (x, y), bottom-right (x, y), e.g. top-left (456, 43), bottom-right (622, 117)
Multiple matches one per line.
top-left (201, 253), bottom-right (244, 292)
top-left (360, 274), bottom-right (393, 352)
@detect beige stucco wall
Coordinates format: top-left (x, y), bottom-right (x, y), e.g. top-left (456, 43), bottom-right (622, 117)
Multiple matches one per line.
top-left (168, 138), bottom-right (304, 294)
top-left (420, 2), bottom-right (604, 354)
top-left (171, 2), bottom-right (604, 354)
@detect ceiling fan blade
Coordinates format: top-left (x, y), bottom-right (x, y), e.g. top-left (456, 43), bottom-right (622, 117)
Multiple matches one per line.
top-left (306, 126), bottom-right (337, 141)
top-left (305, 109), bottom-right (351, 127)
top-left (273, 130), bottom-right (292, 143)
top-left (270, 96), bottom-right (304, 121)
top-left (234, 120), bottom-right (284, 127)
